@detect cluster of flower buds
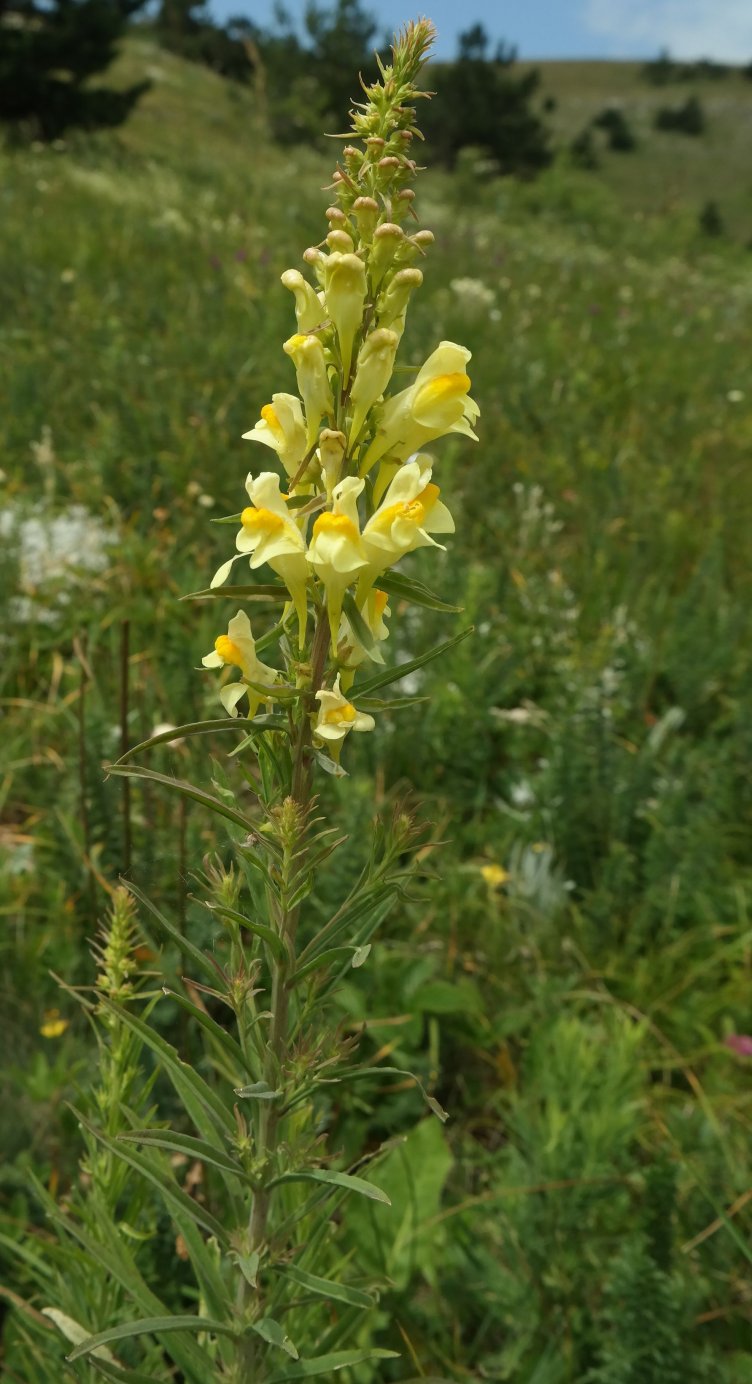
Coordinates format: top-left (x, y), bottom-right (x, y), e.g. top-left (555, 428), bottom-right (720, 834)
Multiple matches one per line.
top-left (202, 20), bottom-right (479, 761)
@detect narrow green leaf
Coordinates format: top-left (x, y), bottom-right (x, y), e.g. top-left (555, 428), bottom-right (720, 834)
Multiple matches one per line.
top-left (316, 1065), bottom-right (449, 1122)
top-left (290, 947), bottom-right (359, 983)
top-left (116, 720), bottom-right (258, 764)
top-left (67, 1316), bottom-right (237, 1362)
top-left (181, 584), bottom-right (288, 602)
top-left (379, 568), bottom-right (463, 612)
top-left (267, 1348), bottom-right (399, 1381)
top-left (210, 511), bottom-right (243, 524)
top-left (357, 694), bottom-right (429, 711)
top-left (208, 903), bottom-right (287, 962)
top-left (162, 988), bottom-right (245, 1069)
top-left (99, 998), bottom-right (235, 1138)
top-left (228, 718), bottom-right (292, 756)
top-left (235, 1081), bottom-right (283, 1101)
top-left (277, 1264), bottom-right (376, 1309)
top-left (122, 880), bottom-right (219, 983)
top-left (231, 1249), bottom-right (260, 1287)
top-left (118, 1129), bottom-right (245, 1179)
top-left (354, 625), bottom-right (474, 697)
top-left (267, 1169), bottom-right (390, 1205)
top-left (73, 1110), bottom-right (229, 1244)
top-left (250, 1317), bottom-right (299, 1359)
top-left (88, 1360), bottom-right (164, 1384)
top-left (106, 765), bottom-right (255, 833)
top-left (311, 749), bottom-right (348, 778)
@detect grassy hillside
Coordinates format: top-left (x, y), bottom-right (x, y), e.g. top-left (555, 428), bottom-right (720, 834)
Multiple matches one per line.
top-left (529, 59), bottom-right (752, 238)
top-left (2, 34), bottom-right (752, 1382)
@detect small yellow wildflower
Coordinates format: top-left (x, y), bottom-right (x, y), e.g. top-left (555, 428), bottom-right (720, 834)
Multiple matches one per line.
top-left (40, 1008), bottom-right (69, 1038)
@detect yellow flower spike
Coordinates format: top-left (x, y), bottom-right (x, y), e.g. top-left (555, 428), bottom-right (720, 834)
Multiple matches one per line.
top-left (323, 252), bottom-right (367, 385)
top-left (314, 672), bottom-right (375, 755)
top-left (348, 328), bottom-right (400, 442)
top-left (318, 428), bottom-right (347, 501)
top-left (480, 863), bottom-right (510, 890)
top-left (241, 393), bottom-right (308, 479)
top-left (202, 609), bottom-right (278, 718)
top-left (236, 472), bottom-right (310, 647)
top-left (377, 267), bottom-right (423, 334)
top-left (307, 476), bottom-right (368, 653)
top-left (359, 457), bottom-right (454, 592)
top-left (280, 269), bottom-right (326, 334)
top-left (362, 340), bottom-right (479, 472)
top-left (283, 333), bottom-right (334, 446)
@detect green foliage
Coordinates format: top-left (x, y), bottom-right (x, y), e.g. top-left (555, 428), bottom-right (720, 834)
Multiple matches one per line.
top-left (655, 94), bottom-right (706, 135)
top-left (593, 105), bottom-right (637, 151)
top-left (0, 0), bottom-right (149, 139)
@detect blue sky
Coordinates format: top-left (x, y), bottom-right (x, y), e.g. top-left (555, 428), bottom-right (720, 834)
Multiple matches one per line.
top-left (210, 0), bottom-right (752, 62)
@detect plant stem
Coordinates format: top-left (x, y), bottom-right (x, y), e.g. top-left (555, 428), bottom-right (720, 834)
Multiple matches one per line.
top-left (238, 609), bottom-right (330, 1379)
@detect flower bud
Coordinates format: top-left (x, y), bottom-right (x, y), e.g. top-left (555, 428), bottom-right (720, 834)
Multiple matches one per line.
top-left (349, 328), bottom-right (400, 440)
top-left (352, 195), bottom-right (379, 242)
top-left (283, 333), bottom-right (333, 444)
top-left (280, 269), bottom-right (324, 333)
top-left (303, 246), bottom-right (327, 284)
top-left (323, 251), bottom-right (367, 383)
top-left (318, 428), bottom-right (346, 500)
top-left (326, 228), bottom-right (355, 254)
top-left (411, 229), bottom-right (435, 251)
top-left (370, 222), bottom-right (405, 289)
top-left (326, 206), bottom-right (348, 226)
top-left (377, 267), bottom-right (423, 331)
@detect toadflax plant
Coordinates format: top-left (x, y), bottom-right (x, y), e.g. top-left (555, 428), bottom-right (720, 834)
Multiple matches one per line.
top-left (50, 18), bottom-right (479, 1382)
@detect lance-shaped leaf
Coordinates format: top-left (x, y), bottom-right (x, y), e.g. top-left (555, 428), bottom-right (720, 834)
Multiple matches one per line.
top-left (207, 902), bottom-right (287, 962)
top-left (72, 1110), bottom-right (229, 1244)
top-left (250, 1317), bottom-right (299, 1359)
top-left (162, 987), bottom-right (245, 1070)
top-left (266, 1168), bottom-right (390, 1205)
top-left (341, 591), bottom-right (381, 658)
top-left (67, 1315), bottom-right (238, 1362)
top-left (276, 1264), bottom-right (376, 1309)
top-left (353, 625), bottom-right (474, 698)
top-left (267, 1348), bottom-right (399, 1381)
top-left (379, 568), bottom-right (463, 612)
top-left (315, 1064), bottom-right (448, 1122)
top-left (181, 583), bottom-right (289, 602)
top-left (235, 1080), bottom-right (283, 1101)
top-left (290, 944), bottom-right (370, 985)
top-left (118, 1129), bottom-right (245, 1180)
top-left (106, 765), bottom-right (256, 834)
top-left (115, 719), bottom-right (264, 764)
top-left (98, 998), bottom-right (235, 1140)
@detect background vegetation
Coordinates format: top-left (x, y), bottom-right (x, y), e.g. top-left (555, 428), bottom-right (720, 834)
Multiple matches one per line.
top-left (2, 17), bottom-right (752, 1381)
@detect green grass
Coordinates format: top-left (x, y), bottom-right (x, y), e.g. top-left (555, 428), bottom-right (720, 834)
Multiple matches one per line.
top-left (2, 36), bottom-right (752, 1382)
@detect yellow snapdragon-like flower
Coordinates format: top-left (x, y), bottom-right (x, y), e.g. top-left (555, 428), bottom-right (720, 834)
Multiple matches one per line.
top-left (202, 609), bottom-right (278, 718)
top-left (323, 251), bottom-right (367, 384)
top-left (242, 393), bottom-right (308, 479)
top-left (307, 475), bottom-right (368, 651)
top-left (222, 471), bottom-right (310, 647)
top-left (314, 672), bottom-right (375, 753)
top-left (281, 269), bottom-right (325, 333)
top-left (362, 340), bottom-right (479, 471)
top-left (283, 333), bottom-right (334, 446)
top-left (359, 457), bottom-right (454, 591)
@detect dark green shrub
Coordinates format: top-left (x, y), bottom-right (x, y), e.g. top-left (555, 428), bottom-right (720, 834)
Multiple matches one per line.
top-left (570, 126), bottom-right (600, 169)
top-left (699, 198), bottom-right (725, 236)
top-left (655, 94), bottom-right (706, 135)
top-left (594, 105), bottom-right (638, 151)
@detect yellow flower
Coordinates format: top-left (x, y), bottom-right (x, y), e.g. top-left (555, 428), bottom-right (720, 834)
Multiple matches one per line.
top-left (318, 428), bottom-right (346, 501)
top-left (314, 672), bottom-right (375, 752)
top-left (307, 476), bottom-right (368, 651)
top-left (323, 251), bottom-right (368, 384)
top-left (359, 457), bottom-right (454, 588)
top-left (209, 472), bottom-right (310, 647)
top-left (202, 609), bottom-right (278, 717)
top-left (348, 328), bottom-right (400, 443)
top-left (480, 863), bottom-right (510, 889)
top-left (283, 333), bottom-right (334, 446)
top-left (40, 1008), bottom-right (69, 1038)
top-left (362, 340), bottom-right (479, 471)
top-left (280, 268), bottom-right (325, 333)
top-left (376, 266), bottom-right (423, 333)
top-left (241, 393), bottom-right (308, 479)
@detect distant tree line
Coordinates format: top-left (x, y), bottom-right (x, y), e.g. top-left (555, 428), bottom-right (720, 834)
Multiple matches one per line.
top-left (0, 0), bottom-right (553, 176)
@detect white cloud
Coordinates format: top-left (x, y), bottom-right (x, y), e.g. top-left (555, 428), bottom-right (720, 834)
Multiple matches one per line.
top-left (583, 0), bottom-right (752, 62)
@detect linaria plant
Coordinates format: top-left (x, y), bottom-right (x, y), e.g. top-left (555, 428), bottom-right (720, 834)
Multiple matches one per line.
top-left (59, 18), bottom-right (479, 1381)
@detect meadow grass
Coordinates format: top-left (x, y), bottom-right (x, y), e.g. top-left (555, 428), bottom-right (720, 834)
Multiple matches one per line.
top-left (1, 39), bottom-right (752, 1380)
